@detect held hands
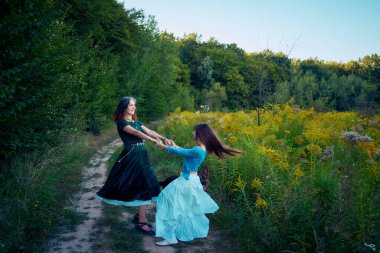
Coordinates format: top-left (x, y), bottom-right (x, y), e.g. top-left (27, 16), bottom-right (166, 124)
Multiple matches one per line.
top-left (155, 139), bottom-right (166, 149)
top-left (164, 138), bottom-right (174, 146)
top-left (155, 138), bottom-right (175, 149)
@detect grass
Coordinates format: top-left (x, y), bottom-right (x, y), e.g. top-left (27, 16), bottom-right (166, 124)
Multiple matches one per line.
top-left (0, 126), bottom-right (118, 253)
top-left (146, 108), bottom-right (380, 253)
top-left (91, 204), bottom-right (148, 253)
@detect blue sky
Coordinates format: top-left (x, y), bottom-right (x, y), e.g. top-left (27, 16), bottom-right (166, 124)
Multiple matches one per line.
top-left (119, 0), bottom-right (380, 62)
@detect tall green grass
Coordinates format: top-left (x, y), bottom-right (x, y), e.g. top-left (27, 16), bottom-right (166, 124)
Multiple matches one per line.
top-left (147, 113), bottom-right (380, 253)
top-left (205, 138), bottom-right (379, 252)
top-left (0, 127), bottom-right (118, 253)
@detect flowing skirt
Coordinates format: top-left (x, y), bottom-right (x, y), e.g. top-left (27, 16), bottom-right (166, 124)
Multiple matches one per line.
top-left (155, 173), bottom-right (219, 243)
top-left (96, 143), bottom-right (160, 206)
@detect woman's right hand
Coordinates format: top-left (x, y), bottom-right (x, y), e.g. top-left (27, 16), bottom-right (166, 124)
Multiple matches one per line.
top-left (165, 139), bottom-right (175, 146)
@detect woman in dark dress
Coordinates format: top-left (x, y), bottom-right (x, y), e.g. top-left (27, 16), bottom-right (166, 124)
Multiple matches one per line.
top-left (96, 96), bottom-right (167, 234)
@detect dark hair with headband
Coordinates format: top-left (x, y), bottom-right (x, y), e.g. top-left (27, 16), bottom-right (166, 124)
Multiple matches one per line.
top-left (113, 97), bottom-right (138, 122)
top-left (194, 123), bottom-right (243, 159)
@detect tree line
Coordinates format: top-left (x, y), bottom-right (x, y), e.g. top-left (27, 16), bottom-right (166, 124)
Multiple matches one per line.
top-left (1, 0), bottom-right (379, 160)
top-left (179, 34), bottom-right (379, 112)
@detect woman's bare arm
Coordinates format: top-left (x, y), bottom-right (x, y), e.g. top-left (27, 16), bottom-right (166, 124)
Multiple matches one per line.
top-left (141, 125), bottom-right (167, 141)
top-left (123, 125), bottom-right (157, 143)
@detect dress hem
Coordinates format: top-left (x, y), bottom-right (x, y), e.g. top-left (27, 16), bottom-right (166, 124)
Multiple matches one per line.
top-left (96, 194), bottom-right (157, 207)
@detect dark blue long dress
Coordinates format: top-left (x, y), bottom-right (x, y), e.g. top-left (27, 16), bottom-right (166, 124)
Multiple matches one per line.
top-left (96, 119), bottom-right (160, 206)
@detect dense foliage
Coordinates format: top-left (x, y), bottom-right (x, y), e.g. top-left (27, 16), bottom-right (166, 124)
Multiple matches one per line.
top-left (0, 0), bottom-right (193, 161)
top-left (151, 105), bottom-right (379, 252)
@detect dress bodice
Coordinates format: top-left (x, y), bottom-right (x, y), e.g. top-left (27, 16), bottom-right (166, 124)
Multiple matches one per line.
top-left (117, 119), bottom-right (144, 145)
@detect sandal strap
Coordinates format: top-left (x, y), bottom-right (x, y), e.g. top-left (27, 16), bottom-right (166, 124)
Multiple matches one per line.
top-left (137, 221), bottom-right (152, 226)
top-left (135, 222), bottom-right (155, 234)
top-left (139, 222), bottom-right (154, 229)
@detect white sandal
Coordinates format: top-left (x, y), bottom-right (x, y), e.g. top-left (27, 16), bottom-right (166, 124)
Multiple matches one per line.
top-left (155, 239), bottom-right (177, 246)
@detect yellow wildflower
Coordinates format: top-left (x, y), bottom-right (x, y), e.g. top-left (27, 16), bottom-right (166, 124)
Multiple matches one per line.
top-left (256, 125), bottom-right (267, 137)
top-left (241, 128), bottom-right (255, 138)
top-left (251, 177), bottom-right (263, 189)
top-left (369, 164), bottom-right (380, 181)
top-left (307, 144), bottom-right (322, 156)
top-left (294, 165), bottom-right (304, 177)
top-left (303, 123), bottom-right (328, 143)
top-left (257, 145), bottom-right (275, 156)
top-left (299, 150), bottom-right (307, 158)
top-left (228, 135), bottom-right (238, 144)
top-left (257, 145), bottom-right (289, 169)
top-left (295, 137), bottom-right (304, 145)
top-left (255, 193), bottom-right (268, 208)
top-left (263, 134), bottom-right (277, 145)
top-left (357, 142), bottom-right (377, 158)
top-left (233, 175), bottom-right (246, 192)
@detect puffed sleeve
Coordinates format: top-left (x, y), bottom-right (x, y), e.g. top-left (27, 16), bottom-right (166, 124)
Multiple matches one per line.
top-left (117, 119), bottom-right (130, 130)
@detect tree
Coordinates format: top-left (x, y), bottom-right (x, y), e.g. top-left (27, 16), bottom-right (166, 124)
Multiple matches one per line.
top-left (196, 56), bottom-right (215, 90)
top-left (224, 67), bottom-right (249, 109)
top-left (205, 82), bottom-right (227, 111)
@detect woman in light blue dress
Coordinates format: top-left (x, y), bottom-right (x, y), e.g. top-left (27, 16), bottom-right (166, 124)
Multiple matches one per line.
top-left (154, 123), bottom-right (243, 246)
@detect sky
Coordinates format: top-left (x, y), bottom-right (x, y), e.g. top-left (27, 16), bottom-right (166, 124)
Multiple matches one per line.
top-left (119, 0), bottom-right (380, 63)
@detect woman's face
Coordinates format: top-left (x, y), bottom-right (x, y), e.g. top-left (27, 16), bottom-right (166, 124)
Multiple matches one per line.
top-left (124, 99), bottom-right (136, 116)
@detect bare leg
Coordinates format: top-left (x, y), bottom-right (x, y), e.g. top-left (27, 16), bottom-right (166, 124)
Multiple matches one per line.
top-left (138, 205), bottom-right (147, 222)
top-left (137, 205), bottom-right (154, 232)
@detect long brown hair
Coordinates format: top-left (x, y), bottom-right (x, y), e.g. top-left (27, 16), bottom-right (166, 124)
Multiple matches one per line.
top-left (112, 97), bottom-right (138, 122)
top-left (194, 123), bottom-right (243, 159)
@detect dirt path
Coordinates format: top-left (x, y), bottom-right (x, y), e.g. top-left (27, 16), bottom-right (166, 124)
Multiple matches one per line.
top-left (45, 139), bottom-right (123, 253)
top-left (45, 139), bottom-right (221, 253)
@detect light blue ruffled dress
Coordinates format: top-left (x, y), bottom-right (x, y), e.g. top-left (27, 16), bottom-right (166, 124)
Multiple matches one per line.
top-left (155, 146), bottom-right (219, 244)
